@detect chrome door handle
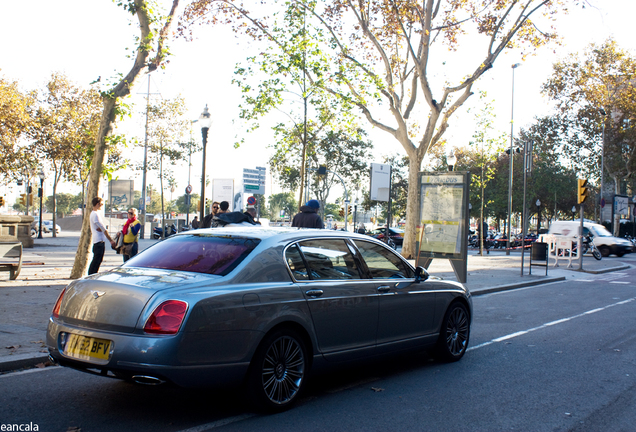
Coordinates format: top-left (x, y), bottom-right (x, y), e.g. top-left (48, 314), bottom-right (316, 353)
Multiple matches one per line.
top-left (377, 285), bottom-right (391, 293)
top-left (305, 289), bottom-right (324, 298)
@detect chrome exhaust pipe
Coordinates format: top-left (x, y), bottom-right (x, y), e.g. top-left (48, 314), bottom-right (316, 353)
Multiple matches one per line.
top-left (132, 375), bottom-right (166, 385)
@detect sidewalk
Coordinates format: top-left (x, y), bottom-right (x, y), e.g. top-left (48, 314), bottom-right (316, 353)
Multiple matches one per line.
top-left (0, 232), bottom-right (631, 373)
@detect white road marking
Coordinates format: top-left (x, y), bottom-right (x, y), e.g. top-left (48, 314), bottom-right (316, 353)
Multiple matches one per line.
top-left (610, 281), bottom-right (631, 284)
top-left (176, 414), bottom-right (257, 432)
top-left (468, 297), bottom-right (636, 352)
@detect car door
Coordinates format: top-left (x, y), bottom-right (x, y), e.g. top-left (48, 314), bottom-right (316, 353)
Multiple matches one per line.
top-left (352, 239), bottom-right (436, 347)
top-left (285, 239), bottom-right (379, 361)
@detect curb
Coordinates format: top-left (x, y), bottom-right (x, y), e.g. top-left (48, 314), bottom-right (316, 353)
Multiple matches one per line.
top-left (0, 353), bottom-right (51, 373)
top-left (471, 276), bottom-right (567, 296)
top-left (582, 264), bottom-right (631, 275)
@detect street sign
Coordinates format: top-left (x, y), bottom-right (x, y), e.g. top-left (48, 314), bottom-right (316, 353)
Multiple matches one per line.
top-left (185, 184), bottom-right (192, 194)
top-left (247, 196), bottom-right (256, 205)
top-left (243, 166), bottom-right (266, 195)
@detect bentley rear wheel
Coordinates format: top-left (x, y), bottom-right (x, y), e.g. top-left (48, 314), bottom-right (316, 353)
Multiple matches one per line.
top-left (247, 328), bottom-right (308, 412)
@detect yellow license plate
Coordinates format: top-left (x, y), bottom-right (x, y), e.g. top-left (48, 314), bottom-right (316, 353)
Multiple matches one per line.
top-left (64, 334), bottom-right (112, 361)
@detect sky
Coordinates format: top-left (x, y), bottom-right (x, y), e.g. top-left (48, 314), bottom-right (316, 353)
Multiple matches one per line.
top-left (1, 0), bottom-right (635, 207)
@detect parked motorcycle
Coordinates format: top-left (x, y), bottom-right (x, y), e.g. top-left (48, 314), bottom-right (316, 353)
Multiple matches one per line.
top-left (581, 234), bottom-right (602, 260)
top-left (571, 234), bottom-right (602, 260)
top-left (152, 223), bottom-right (177, 239)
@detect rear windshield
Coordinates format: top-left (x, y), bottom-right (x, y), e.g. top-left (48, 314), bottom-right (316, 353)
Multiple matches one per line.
top-left (124, 234), bottom-right (261, 276)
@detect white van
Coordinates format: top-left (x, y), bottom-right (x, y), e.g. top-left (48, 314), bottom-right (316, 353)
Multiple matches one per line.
top-left (547, 220), bottom-right (633, 257)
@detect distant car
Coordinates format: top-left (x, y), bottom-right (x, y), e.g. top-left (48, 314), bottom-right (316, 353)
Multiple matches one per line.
top-left (368, 227), bottom-right (404, 246)
top-left (31, 220), bottom-right (61, 236)
top-left (47, 227), bottom-right (471, 411)
top-left (42, 220), bottom-right (61, 234)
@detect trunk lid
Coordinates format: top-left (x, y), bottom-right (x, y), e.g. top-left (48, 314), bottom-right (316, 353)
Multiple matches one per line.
top-left (57, 267), bottom-right (216, 333)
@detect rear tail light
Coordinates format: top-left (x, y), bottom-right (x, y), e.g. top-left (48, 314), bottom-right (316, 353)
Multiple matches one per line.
top-left (144, 300), bottom-right (188, 335)
top-left (52, 287), bottom-right (67, 318)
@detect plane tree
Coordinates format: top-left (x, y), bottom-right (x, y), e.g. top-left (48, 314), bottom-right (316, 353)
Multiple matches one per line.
top-left (30, 73), bottom-right (103, 236)
top-left (141, 96), bottom-right (190, 232)
top-left (0, 74), bottom-right (35, 182)
top-left (181, 0), bottom-right (572, 257)
top-left (542, 38), bottom-right (636, 196)
top-left (70, 0), bottom-right (181, 278)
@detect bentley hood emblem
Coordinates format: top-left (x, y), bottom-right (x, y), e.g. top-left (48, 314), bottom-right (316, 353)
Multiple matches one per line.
top-left (91, 290), bottom-right (106, 299)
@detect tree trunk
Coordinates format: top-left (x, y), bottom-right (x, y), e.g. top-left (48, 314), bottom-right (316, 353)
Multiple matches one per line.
top-left (401, 152), bottom-right (425, 259)
top-left (70, 97), bottom-right (117, 279)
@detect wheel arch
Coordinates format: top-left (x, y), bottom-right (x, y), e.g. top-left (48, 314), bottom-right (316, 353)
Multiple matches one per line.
top-left (253, 321), bottom-right (315, 369)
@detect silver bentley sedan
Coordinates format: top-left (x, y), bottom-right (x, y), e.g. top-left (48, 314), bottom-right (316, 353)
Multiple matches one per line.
top-left (47, 227), bottom-right (472, 411)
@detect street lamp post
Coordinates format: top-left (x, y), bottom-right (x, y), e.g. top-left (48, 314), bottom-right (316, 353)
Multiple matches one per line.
top-left (37, 169), bottom-right (44, 239)
top-left (199, 105), bottom-right (212, 222)
top-left (536, 199), bottom-right (541, 233)
top-left (507, 63), bottom-right (521, 255)
top-left (186, 119), bottom-right (198, 226)
top-left (599, 108), bottom-right (607, 223)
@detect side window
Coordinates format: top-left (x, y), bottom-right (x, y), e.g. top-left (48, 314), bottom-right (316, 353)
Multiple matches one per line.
top-left (297, 239), bottom-right (362, 280)
top-left (354, 240), bottom-right (414, 279)
top-left (285, 244), bottom-right (309, 280)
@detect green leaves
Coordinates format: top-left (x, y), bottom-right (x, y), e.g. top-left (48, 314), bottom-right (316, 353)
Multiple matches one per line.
top-left (541, 38), bottom-right (636, 187)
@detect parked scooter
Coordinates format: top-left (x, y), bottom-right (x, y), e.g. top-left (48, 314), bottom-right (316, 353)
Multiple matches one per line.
top-left (152, 223), bottom-right (177, 239)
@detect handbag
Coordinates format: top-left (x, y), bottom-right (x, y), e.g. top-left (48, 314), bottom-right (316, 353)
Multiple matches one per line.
top-left (112, 232), bottom-right (123, 251)
top-left (121, 243), bottom-right (134, 256)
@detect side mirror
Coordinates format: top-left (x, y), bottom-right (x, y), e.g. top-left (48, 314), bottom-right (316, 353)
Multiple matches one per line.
top-left (414, 266), bottom-right (429, 282)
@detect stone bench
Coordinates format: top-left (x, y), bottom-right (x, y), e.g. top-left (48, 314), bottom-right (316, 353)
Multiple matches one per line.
top-left (0, 242), bottom-right (22, 280)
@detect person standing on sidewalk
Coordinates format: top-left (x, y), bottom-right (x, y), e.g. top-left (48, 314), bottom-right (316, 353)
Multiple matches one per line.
top-left (88, 197), bottom-right (116, 275)
top-left (291, 199), bottom-right (324, 229)
top-left (122, 208), bottom-right (141, 262)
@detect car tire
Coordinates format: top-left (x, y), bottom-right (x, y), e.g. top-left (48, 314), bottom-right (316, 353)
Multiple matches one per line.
top-left (435, 302), bottom-right (470, 362)
top-left (599, 246), bottom-right (610, 257)
top-left (247, 328), bottom-right (308, 412)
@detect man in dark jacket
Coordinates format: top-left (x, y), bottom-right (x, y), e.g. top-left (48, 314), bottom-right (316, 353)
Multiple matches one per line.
top-left (291, 199), bottom-right (324, 229)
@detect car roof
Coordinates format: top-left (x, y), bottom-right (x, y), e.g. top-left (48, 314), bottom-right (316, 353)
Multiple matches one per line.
top-left (176, 227), bottom-right (381, 247)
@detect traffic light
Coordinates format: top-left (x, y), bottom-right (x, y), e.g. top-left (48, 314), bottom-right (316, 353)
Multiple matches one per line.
top-left (0, 196), bottom-right (4, 207)
top-left (339, 208), bottom-right (344, 217)
top-left (347, 206), bottom-right (352, 216)
top-left (19, 193), bottom-right (26, 205)
top-left (577, 178), bottom-right (589, 204)
top-left (28, 194), bottom-right (33, 206)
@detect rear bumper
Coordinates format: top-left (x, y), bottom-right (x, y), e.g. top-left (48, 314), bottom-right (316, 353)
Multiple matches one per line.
top-left (47, 319), bottom-right (251, 388)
